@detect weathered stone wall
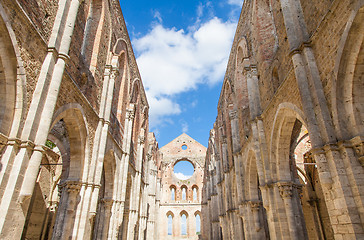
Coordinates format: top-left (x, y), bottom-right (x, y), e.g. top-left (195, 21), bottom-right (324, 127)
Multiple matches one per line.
top-left (203, 0), bottom-right (364, 239)
top-left (157, 134), bottom-right (205, 239)
top-left (0, 0), bottom-right (158, 239)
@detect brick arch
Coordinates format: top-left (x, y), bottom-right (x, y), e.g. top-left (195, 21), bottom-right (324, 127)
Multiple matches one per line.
top-left (51, 103), bottom-right (89, 181)
top-left (251, 0), bottom-right (277, 63)
top-left (130, 78), bottom-right (141, 103)
top-left (0, 5), bottom-right (26, 138)
top-left (237, 37), bottom-right (250, 61)
top-left (81, 0), bottom-right (109, 75)
top-left (180, 210), bottom-right (189, 217)
top-left (333, 3), bottom-right (364, 140)
top-left (166, 210), bottom-right (174, 218)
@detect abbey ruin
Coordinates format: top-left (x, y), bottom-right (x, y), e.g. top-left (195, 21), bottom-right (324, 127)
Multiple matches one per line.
top-left (0, 0), bottom-right (363, 239)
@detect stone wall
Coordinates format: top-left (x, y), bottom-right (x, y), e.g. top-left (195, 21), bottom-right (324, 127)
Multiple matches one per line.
top-left (202, 0), bottom-right (364, 239)
top-left (0, 0), bottom-right (158, 239)
top-left (157, 134), bottom-right (205, 239)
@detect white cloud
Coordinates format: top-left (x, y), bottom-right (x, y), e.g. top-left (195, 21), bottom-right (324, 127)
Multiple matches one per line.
top-left (227, 0), bottom-right (243, 6)
top-left (133, 15), bottom-right (236, 129)
top-left (174, 172), bottom-right (192, 180)
top-left (181, 121), bottom-right (189, 133)
top-left (153, 10), bottom-right (163, 24)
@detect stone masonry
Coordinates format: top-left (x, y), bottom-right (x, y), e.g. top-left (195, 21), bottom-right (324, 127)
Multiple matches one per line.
top-left (156, 134), bottom-right (206, 239)
top-left (202, 0), bottom-right (364, 239)
top-left (0, 0), bottom-right (363, 239)
top-left (0, 0), bottom-right (159, 239)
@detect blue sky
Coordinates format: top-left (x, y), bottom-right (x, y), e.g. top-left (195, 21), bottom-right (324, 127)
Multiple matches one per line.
top-left (119, 0), bottom-right (243, 147)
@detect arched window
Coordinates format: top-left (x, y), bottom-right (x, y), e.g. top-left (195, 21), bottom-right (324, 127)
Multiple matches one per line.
top-left (167, 214), bottom-right (173, 235)
top-left (193, 186), bottom-right (198, 201)
top-left (181, 213), bottom-right (187, 235)
top-left (171, 187), bottom-right (175, 201)
top-left (181, 186), bottom-right (187, 201)
top-left (81, 0), bottom-right (106, 74)
top-left (196, 214), bottom-right (201, 235)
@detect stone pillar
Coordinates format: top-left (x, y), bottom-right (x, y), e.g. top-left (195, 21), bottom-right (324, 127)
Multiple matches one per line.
top-left (52, 181), bottom-right (81, 240)
top-left (277, 182), bottom-right (306, 240)
top-left (126, 133), bottom-right (145, 239)
top-left (109, 107), bottom-right (135, 239)
top-left (20, 0), bottom-right (83, 202)
top-left (250, 201), bottom-right (266, 239)
top-left (0, 1), bottom-right (82, 238)
top-left (100, 198), bottom-right (114, 239)
top-left (278, 2), bottom-right (364, 237)
top-left (245, 65), bottom-right (261, 119)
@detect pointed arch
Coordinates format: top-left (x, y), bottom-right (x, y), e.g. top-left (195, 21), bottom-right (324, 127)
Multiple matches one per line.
top-left (270, 102), bottom-right (307, 182)
top-left (51, 103), bottom-right (89, 181)
top-left (0, 4), bottom-right (26, 138)
top-left (81, 0), bottom-right (109, 75)
top-left (251, 0), bottom-right (277, 62)
top-left (130, 78), bottom-right (141, 103)
top-left (236, 37), bottom-right (250, 66)
top-left (332, 3), bottom-right (364, 140)
top-left (180, 210), bottom-right (189, 236)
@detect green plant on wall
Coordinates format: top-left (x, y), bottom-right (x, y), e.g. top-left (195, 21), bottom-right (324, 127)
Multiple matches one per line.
top-left (45, 139), bottom-right (56, 149)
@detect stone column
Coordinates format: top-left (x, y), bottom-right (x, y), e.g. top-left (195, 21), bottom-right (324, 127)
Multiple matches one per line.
top-left (100, 198), bottom-right (114, 239)
top-left (0, 0), bottom-right (80, 232)
top-left (278, 2), bottom-right (364, 237)
top-left (250, 201), bottom-right (266, 239)
top-left (19, 0), bottom-right (83, 203)
top-left (126, 133), bottom-right (145, 239)
top-left (110, 107), bottom-right (135, 239)
top-left (0, 0), bottom-right (82, 236)
top-left (277, 182), bottom-right (306, 240)
top-left (259, 184), bottom-right (280, 240)
top-left (245, 65), bottom-right (261, 119)
top-left (52, 181), bottom-right (81, 240)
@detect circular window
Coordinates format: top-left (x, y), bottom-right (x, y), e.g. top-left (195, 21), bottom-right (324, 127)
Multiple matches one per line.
top-left (181, 144), bottom-right (187, 150)
top-left (173, 160), bottom-right (194, 180)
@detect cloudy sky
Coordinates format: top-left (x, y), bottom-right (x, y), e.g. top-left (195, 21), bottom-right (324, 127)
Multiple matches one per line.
top-left (119, 0), bottom-right (243, 148)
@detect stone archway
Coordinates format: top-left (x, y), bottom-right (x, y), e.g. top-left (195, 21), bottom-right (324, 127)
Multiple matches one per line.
top-left (49, 104), bottom-right (88, 239)
top-left (0, 4), bottom-right (26, 167)
top-left (243, 150), bottom-right (269, 239)
top-left (334, 3), bottom-right (364, 140)
top-left (270, 103), bottom-right (332, 240)
top-left (21, 104), bottom-right (89, 239)
top-left (92, 150), bottom-right (116, 239)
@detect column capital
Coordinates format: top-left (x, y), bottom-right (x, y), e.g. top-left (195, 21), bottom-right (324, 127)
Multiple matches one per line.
top-left (277, 182), bottom-right (293, 199)
top-left (138, 135), bottom-right (145, 144)
top-left (60, 180), bottom-right (81, 194)
top-left (20, 140), bottom-right (35, 150)
top-left (229, 110), bottom-right (238, 120)
top-left (111, 68), bottom-right (120, 79)
top-left (102, 198), bottom-right (114, 207)
top-left (127, 109), bottom-right (135, 120)
top-left (249, 200), bottom-right (263, 211)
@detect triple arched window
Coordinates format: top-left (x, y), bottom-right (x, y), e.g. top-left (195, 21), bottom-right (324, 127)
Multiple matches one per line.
top-left (166, 211), bottom-right (201, 236)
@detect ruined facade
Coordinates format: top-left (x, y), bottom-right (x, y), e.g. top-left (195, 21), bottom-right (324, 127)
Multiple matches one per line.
top-left (202, 0), bottom-right (364, 239)
top-left (0, 0), bottom-right (159, 239)
top-left (1, 0), bottom-right (364, 239)
top-left (156, 134), bottom-right (205, 239)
